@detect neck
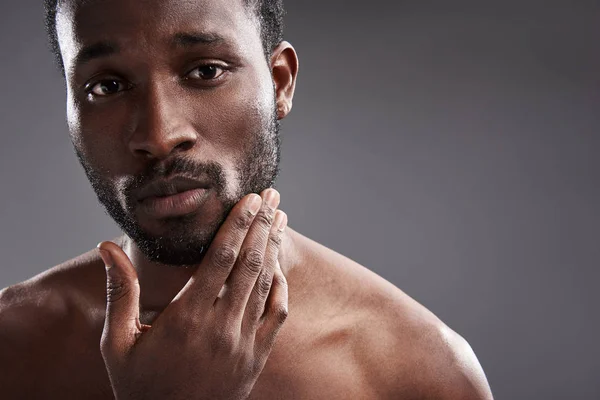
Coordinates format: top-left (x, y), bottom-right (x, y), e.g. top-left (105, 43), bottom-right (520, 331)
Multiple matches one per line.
top-left (120, 227), bottom-right (303, 315)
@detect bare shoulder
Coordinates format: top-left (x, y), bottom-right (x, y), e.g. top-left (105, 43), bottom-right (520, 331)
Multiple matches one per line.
top-left (301, 236), bottom-right (494, 399)
top-left (353, 283), bottom-right (494, 400)
top-left (0, 243), bottom-right (108, 324)
top-left (0, 245), bottom-right (109, 395)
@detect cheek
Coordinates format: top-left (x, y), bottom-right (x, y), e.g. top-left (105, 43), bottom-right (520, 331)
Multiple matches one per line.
top-left (191, 81), bottom-right (273, 196)
top-left (67, 93), bottom-right (132, 174)
top-left (66, 94), bottom-right (84, 150)
top-left (200, 77), bottom-right (274, 156)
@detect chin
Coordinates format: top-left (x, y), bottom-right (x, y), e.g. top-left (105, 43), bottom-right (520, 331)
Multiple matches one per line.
top-left (131, 220), bottom-right (222, 266)
top-left (139, 236), bottom-right (212, 266)
top-left (126, 198), bottom-right (230, 266)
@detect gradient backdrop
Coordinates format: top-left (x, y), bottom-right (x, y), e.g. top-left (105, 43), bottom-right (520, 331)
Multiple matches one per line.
top-left (1, 1), bottom-right (599, 399)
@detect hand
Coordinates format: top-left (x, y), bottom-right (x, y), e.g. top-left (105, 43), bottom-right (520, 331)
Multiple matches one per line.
top-left (97, 189), bottom-right (289, 400)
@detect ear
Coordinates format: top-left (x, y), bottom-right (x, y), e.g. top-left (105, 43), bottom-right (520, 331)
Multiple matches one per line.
top-left (270, 41), bottom-right (299, 120)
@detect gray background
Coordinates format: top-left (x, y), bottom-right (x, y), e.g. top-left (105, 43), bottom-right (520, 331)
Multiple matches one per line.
top-left (1, 1), bottom-right (598, 398)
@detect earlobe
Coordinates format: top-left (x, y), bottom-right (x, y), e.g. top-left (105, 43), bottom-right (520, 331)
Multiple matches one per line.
top-left (271, 41), bottom-right (299, 120)
top-left (277, 103), bottom-right (288, 119)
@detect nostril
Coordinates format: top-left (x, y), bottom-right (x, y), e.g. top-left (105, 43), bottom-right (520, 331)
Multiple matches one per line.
top-left (174, 140), bottom-right (195, 152)
top-left (128, 128), bottom-right (197, 160)
top-left (134, 148), bottom-right (154, 159)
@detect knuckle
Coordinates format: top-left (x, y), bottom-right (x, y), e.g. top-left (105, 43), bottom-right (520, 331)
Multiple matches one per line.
top-left (255, 208), bottom-right (275, 227)
top-left (233, 210), bottom-right (254, 230)
top-left (273, 273), bottom-right (288, 289)
top-left (268, 231), bottom-right (283, 247)
top-left (241, 248), bottom-right (264, 274)
top-left (105, 279), bottom-right (134, 303)
top-left (273, 305), bottom-right (289, 324)
top-left (211, 246), bottom-right (237, 270)
top-left (256, 271), bottom-right (272, 296)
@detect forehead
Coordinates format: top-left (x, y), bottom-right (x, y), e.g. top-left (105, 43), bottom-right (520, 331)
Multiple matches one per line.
top-left (56, 0), bottom-right (261, 70)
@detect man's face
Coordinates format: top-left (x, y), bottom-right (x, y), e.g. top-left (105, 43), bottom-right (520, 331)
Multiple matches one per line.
top-left (56, 0), bottom-right (282, 265)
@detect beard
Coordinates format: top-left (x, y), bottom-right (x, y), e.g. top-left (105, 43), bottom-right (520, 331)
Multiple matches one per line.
top-left (74, 105), bottom-right (281, 267)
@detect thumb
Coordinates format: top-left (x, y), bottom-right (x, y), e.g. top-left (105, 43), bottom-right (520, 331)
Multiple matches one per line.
top-left (97, 241), bottom-right (141, 358)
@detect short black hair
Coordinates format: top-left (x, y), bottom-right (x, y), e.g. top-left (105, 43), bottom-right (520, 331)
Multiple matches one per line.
top-left (43, 0), bottom-right (285, 74)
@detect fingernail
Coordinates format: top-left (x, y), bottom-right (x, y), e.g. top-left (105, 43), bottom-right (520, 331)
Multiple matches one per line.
top-left (264, 189), bottom-right (280, 209)
top-left (248, 194), bottom-right (262, 215)
top-left (275, 211), bottom-right (287, 231)
top-left (98, 248), bottom-right (113, 268)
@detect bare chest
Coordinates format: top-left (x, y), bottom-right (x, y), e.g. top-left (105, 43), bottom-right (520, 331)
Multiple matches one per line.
top-left (44, 327), bottom-right (375, 399)
top-left (247, 327), bottom-right (377, 399)
top-left (248, 356), bottom-right (375, 400)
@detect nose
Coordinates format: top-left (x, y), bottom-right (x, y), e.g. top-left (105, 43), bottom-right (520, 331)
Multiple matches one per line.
top-left (128, 83), bottom-right (197, 160)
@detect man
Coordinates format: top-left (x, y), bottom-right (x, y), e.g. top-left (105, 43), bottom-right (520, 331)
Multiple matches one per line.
top-left (0, 0), bottom-right (494, 398)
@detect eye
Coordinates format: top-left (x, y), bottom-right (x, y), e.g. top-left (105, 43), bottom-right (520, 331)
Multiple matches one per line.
top-left (186, 64), bottom-right (226, 80)
top-left (87, 79), bottom-right (127, 96)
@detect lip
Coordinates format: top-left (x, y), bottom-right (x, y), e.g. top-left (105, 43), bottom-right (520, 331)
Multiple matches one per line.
top-left (138, 187), bottom-right (210, 218)
top-left (135, 176), bottom-right (211, 218)
top-left (135, 176), bottom-right (210, 202)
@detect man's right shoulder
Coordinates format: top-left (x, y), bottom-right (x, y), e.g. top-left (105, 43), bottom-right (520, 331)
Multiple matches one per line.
top-left (0, 244), bottom-right (108, 325)
top-left (0, 267), bottom-right (75, 338)
top-left (0, 247), bottom-right (108, 385)
top-left (0, 244), bottom-right (108, 316)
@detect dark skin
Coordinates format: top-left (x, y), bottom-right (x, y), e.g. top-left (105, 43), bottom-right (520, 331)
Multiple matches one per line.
top-left (0, 0), bottom-right (494, 398)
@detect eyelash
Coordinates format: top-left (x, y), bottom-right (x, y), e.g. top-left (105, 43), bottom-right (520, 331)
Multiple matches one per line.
top-left (84, 63), bottom-right (229, 98)
top-left (84, 79), bottom-right (130, 97)
top-left (185, 64), bottom-right (228, 81)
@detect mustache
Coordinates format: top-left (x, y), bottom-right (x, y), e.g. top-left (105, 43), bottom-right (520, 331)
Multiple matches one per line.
top-left (123, 157), bottom-right (226, 201)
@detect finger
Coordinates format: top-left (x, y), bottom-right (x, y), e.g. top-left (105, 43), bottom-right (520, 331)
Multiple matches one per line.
top-left (97, 241), bottom-right (142, 361)
top-left (256, 260), bottom-right (289, 350)
top-left (216, 188), bottom-right (280, 320)
top-left (242, 210), bottom-right (287, 334)
top-left (174, 193), bottom-right (262, 307)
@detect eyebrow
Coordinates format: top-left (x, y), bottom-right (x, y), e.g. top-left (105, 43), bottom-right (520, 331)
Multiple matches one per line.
top-left (172, 32), bottom-right (226, 47)
top-left (73, 41), bottom-right (120, 68)
top-left (71, 32), bottom-right (226, 70)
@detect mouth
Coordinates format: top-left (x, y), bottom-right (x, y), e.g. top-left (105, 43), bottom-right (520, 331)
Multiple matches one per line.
top-left (135, 176), bottom-right (211, 219)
